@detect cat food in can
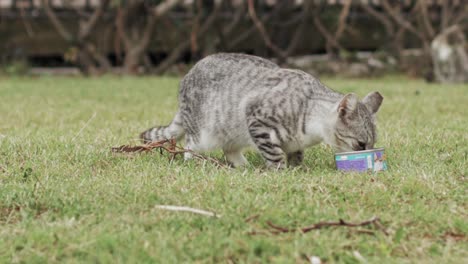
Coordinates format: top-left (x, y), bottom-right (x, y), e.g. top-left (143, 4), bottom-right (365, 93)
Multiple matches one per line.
top-left (335, 148), bottom-right (387, 172)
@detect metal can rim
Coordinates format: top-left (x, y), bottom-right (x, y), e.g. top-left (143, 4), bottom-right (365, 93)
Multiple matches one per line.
top-left (335, 147), bottom-right (385, 156)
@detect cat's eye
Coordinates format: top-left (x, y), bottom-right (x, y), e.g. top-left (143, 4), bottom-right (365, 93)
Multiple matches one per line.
top-left (358, 141), bottom-right (366, 150)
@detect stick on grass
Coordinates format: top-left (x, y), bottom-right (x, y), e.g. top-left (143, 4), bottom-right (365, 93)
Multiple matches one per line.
top-left (155, 205), bottom-right (221, 218)
top-left (72, 112), bottom-right (97, 141)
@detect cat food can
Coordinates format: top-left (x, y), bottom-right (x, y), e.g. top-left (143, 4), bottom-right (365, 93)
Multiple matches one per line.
top-left (335, 148), bottom-right (387, 172)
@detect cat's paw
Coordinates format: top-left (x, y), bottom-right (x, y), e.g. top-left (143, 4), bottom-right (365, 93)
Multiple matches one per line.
top-left (266, 160), bottom-right (287, 170)
top-left (287, 151), bottom-right (304, 167)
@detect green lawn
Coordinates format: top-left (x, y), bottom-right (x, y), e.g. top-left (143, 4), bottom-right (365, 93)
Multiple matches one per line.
top-left (0, 76), bottom-right (466, 263)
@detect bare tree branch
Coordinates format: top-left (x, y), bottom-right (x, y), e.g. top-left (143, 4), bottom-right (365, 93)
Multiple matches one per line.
top-left (116, 0), bottom-right (183, 74)
top-left (84, 43), bottom-right (112, 70)
top-left (115, 7), bottom-right (132, 51)
top-left (380, 0), bottom-right (432, 56)
top-left (452, 5), bottom-right (468, 26)
top-left (190, 0), bottom-right (202, 55)
top-left (154, 1), bottom-right (223, 74)
top-left (78, 0), bottom-right (110, 40)
top-left (214, 4), bottom-right (244, 50)
top-left (394, 26), bottom-right (407, 56)
top-left (247, 0), bottom-right (287, 61)
top-left (153, 0), bottom-right (182, 16)
top-left (312, 11), bottom-right (343, 51)
top-left (334, 0), bottom-right (352, 41)
top-left (440, 0), bottom-right (449, 31)
top-left (314, 17), bottom-right (342, 50)
top-left (417, 0), bottom-right (435, 39)
top-left (19, 4), bottom-right (34, 37)
top-left (41, 0), bottom-right (111, 73)
top-left (41, 0), bottom-right (73, 42)
top-left (223, 5), bottom-right (244, 36)
top-left (226, 1), bottom-right (286, 50)
top-left (140, 0), bottom-right (183, 52)
top-left (380, 0), bottom-right (426, 42)
top-left (285, 1), bottom-right (310, 56)
top-left (133, 14), bottom-right (157, 56)
top-left (360, 3), bottom-right (394, 36)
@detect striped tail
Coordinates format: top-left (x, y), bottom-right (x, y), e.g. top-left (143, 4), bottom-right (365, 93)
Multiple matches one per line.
top-left (140, 112), bottom-right (185, 143)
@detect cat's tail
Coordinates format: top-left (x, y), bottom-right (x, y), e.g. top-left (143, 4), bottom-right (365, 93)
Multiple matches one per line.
top-left (139, 112), bottom-right (185, 143)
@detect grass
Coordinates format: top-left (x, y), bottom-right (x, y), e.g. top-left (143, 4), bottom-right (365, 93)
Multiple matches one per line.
top-left (0, 75), bottom-right (466, 263)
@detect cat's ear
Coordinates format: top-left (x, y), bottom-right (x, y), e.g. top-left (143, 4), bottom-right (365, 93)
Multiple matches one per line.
top-left (362, 91), bottom-right (383, 114)
top-left (338, 93), bottom-right (358, 117)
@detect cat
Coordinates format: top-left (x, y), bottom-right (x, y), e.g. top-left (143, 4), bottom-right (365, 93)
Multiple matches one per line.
top-left (140, 53), bottom-right (383, 169)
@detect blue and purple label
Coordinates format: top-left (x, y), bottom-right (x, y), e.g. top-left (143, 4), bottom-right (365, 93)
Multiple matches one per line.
top-left (335, 150), bottom-right (387, 172)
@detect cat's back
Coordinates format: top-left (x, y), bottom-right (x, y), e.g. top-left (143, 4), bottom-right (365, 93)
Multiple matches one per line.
top-left (179, 53), bottom-right (342, 108)
top-left (194, 53), bottom-right (279, 72)
top-left (180, 53), bottom-right (278, 93)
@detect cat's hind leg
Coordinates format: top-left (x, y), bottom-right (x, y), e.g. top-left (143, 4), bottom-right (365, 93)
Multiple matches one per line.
top-left (223, 148), bottom-right (248, 168)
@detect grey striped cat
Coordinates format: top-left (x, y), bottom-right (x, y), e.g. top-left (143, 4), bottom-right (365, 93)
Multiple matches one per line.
top-left (141, 53), bottom-right (383, 169)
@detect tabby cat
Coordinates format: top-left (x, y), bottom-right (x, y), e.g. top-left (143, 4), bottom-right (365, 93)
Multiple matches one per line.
top-left (141, 53), bottom-right (383, 168)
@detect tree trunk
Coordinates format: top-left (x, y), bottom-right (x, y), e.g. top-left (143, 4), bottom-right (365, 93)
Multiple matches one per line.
top-left (123, 48), bottom-right (144, 74)
top-left (116, 0), bottom-right (182, 75)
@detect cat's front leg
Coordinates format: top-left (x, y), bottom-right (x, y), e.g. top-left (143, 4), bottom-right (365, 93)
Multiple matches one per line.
top-left (287, 151), bottom-right (304, 167)
top-left (267, 158), bottom-right (287, 170)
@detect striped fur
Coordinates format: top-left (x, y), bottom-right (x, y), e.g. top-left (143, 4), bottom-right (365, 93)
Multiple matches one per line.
top-left (140, 112), bottom-right (184, 143)
top-left (140, 53), bottom-right (383, 168)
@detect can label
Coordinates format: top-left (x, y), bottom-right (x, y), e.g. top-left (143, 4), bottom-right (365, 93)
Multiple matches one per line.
top-left (335, 150), bottom-right (387, 172)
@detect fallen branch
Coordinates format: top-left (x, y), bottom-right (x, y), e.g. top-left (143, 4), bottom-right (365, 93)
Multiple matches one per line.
top-left (155, 205), bottom-right (221, 218)
top-left (250, 216), bottom-right (388, 235)
top-left (442, 231), bottom-right (466, 242)
top-left (244, 214), bottom-right (260, 223)
top-left (112, 138), bottom-right (176, 153)
top-left (112, 139), bottom-right (227, 168)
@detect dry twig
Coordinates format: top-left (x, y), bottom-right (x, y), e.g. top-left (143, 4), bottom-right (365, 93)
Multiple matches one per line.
top-left (244, 214), bottom-right (260, 223)
top-left (442, 231), bottom-right (466, 242)
top-left (112, 139), bottom-right (227, 168)
top-left (250, 216), bottom-right (388, 235)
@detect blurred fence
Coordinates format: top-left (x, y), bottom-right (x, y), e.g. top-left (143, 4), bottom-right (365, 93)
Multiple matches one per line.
top-left (1, 0), bottom-right (467, 81)
top-left (0, 0), bottom-right (465, 9)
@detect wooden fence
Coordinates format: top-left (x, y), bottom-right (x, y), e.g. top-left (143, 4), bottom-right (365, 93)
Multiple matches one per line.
top-left (0, 0), bottom-right (464, 9)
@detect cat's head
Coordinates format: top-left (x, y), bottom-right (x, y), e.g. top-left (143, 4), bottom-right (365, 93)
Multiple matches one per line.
top-left (332, 92), bottom-right (383, 152)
